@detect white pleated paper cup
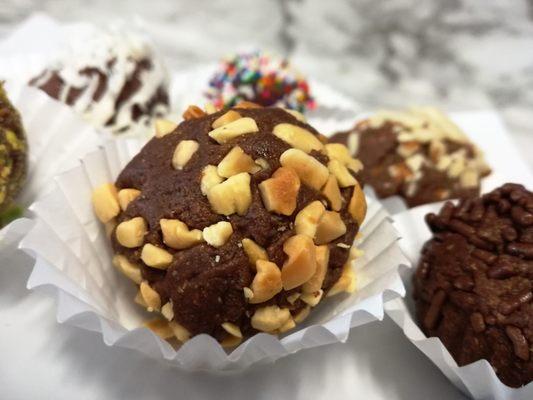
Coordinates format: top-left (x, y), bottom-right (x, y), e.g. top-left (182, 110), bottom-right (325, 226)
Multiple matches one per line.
top-left (385, 205), bottom-right (533, 400)
top-left (18, 135), bottom-right (409, 371)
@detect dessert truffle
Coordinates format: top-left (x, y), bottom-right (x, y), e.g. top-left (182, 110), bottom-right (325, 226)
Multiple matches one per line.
top-left (331, 107), bottom-right (490, 207)
top-left (29, 26), bottom-right (170, 135)
top-left (0, 83), bottom-right (27, 225)
top-left (92, 103), bottom-right (366, 346)
top-left (414, 183), bottom-right (533, 388)
top-left (205, 51), bottom-right (315, 113)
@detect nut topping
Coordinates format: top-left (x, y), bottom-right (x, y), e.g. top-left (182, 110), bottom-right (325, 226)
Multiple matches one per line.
top-left (281, 234), bottom-right (317, 290)
top-left (169, 321), bottom-right (191, 342)
top-left (301, 290), bottom-right (324, 307)
top-left (141, 244), bottom-right (173, 269)
top-left (302, 245), bottom-right (329, 294)
top-left (221, 322), bottom-right (243, 338)
top-left (140, 281), bottom-right (161, 311)
top-left (295, 200), bottom-right (326, 239)
top-left (272, 123), bottom-right (324, 153)
top-left (328, 159), bottom-right (357, 187)
top-left (348, 183), bottom-right (367, 226)
top-left (172, 140), bottom-right (199, 170)
top-left (259, 167), bottom-right (301, 216)
top-left (251, 305), bottom-right (291, 332)
top-left (144, 319), bottom-right (174, 339)
top-left (315, 211), bottom-right (347, 245)
top-left (324, 143), bottom-right (363, 173)
top-left (283, 109), bottom-right (306, 122)
top-left (201, 165), bottom-right (224, 195)
top-left (116, 217), bottom-right (147, 248)
top-left (207, 172), bottom-right (252, 216)
top-left (279, 148), bottom-right (329, 190)
top-left (202, 221), bottom-right (233, 247)
top-left (321, 175), bottom-right (343, 211)
top-left (117, 188), bottom-right (141, 211)
top-left (92, 183), bottom-right (120, 223)
top-left (212, 110), bottom-right (242, 129)
top-left (242, 238), bottom-right (268, 267)
top-left (327, 262), bottom-right (356, 297)
top-left (112, 255), bottom-right (142, 284)
top-left (217, 146), bottom-right (260, 178)
top-left (160, 219), bottom-right (203, 250)
top-left (182, 105), bottom-right (206, 120)
top-left (249, 260), bottom-right (283, 304)
top-left (154, 119), bottom-right (178, 138)
top-left (161, 301), bottom-right (174, 321)
top-left (208, 117), bottom-right (259, 144)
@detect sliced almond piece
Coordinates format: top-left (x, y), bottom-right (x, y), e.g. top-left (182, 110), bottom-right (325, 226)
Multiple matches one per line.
top-left (92, 183), bottom-right (120, 223)
top-left (221, 322), bottom-right (243, 338)
top-left (348, 183), bottom-right (367, 226)
top-left (208, 117), bottom-right (259, 144)
top-left (112, 254), bottom-right (143, 284)
top-left (315, 211), bottom-right (347, 245)
top-left (259, 167), bottom-right (301, 216)
top-left (172, 140), bottom-right (199, 170)
top-left (144, 319), bottom-right (174, 339)
top-left (201, 165), bottom-right (224, 195)
top-left (281, 235), bottom-right (317, 290)
top-left (249, 260), bottom-right (283, 304)
top-left (217, 146), bottom-right (260, 178)
top-left (141, 244), bottom-right (173, 269)
top-left (117, 188), bottom-right (141, 211)
top-left (140, 281), bottom-right (161, 311)
top-left (203, 221), bottom-right (233, 247)
top-left (294, 201), bottom-right (326, 238)
top-left (328, 159), bottom-right (357, 187)
top-left (155, 119), bottom-right (178, 138)
top-left (207, 172), bottom-right (251, 216)
top-left (212, 110), bottom-right (242, 129)
top-left (327, 262), bottom-right (356, 297)
top-left (251, 305), bottom-right (291, 332)
top-left (302, 245), bottom-right (329, 294)
top-left (169, 321), bottom-right (191, 342)
top-left (300, 289), bottom-right (324, 307)
top-left (242, 238), bottom-right (268, 267)
top-left (182, 105), bottom-right (206, 120)
top-left (160, 219), bottom-right (203, 250)
top-left (273, 123), bottom-right (324, 153)
top-left (116, 217), bottom-right (147, 248)
top-left (321, 175), bottom-right (342, 211)
top-left (279, 148), bottom-right (329, 190)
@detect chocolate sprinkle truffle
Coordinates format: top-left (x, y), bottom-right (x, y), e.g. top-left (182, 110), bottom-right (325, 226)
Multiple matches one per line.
top-left (29, 26), bottom-right (169, 135)
top-left (92, 103), bottom-right (367, 346)
top-left (0, 83), bottom-right (27, 221)
top-left (330, 107), bottom-right (490, 207)
top-left (414, 183), bottom-right (533, 387)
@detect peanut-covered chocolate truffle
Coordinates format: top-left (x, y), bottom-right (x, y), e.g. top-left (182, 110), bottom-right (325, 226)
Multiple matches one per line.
top-left (414, 183), bottom-right (532, 387)
top-left (0, 83), bottom-right (27, 224)
top-left (92, 103), bottom-right (367, 346)
top-left (331, 107), bottom-right (490, 207)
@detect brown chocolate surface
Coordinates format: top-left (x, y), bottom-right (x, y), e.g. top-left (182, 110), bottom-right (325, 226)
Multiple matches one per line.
top-left (113, 108), bottom-right (359, 340)
top-left (414, 183), bottom-right (533, 387)
top-left (331, 119), bottom-right (489, 208)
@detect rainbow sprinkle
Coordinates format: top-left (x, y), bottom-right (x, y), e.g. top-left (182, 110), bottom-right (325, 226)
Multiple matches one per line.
top-left (205, 51), bottom-right (316, 112)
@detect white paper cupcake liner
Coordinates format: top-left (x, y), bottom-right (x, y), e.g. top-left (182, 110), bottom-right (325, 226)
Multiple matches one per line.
top-left (18, 135), bottom-right (409, 371)
top-left (385, 204), bottom-right (532, 400)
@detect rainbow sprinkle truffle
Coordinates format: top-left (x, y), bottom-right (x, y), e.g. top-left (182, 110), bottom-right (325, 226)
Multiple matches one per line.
top-left (205, 51), bottom-right (315, 112)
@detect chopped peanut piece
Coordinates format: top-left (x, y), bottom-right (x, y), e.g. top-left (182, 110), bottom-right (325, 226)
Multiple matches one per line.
top-left (144, 319), bottom-right (174, 339)
top-left (118, 188), bottom-right (141, 211)
top-left (255, 158), bottom-right (269, 171)
top-left (112, 254), bottom-right (143, 284)
top-left (284, 109), bottom-right (306, 122)
top-left (155, 119), bottom-right (177, 138)
top-left (315, 211), bottom-right (347, 245)
top-left (161, 301), bottom-right (174, 321)
top-left (281, 235), bottom-right (317, 290)
top-left (280, 148), bottom-right (329, 190)
top-left (169, 321), bottom-right (191, 342)
top-left (201, 165), bottom-right (224, 195)
top-left (207, 172), bottom-right (252, 216)
top-left (324, 143), bottom-right (363, 173)
top-left (242, 238), bottom-right (268, 267)
top-left (302, 245), bottom-right (330, 294)
top-left (160, 219), bottom-right (203, 250)
top-left (278, 317), bottom-right (296, 333)
top-left (92, 183), bottom-right (120, 223)
top-left (172, 140), bottom-right (199, 170)
top-left (140, 281), bottom-right (161, 311)
top-left (328, 159), bottom-right (357, 187)
top-left (134, 290), bottom-right (147, 307)
top-left (287, 292), bottom-right (301, 304)
top-left (208, 117), bottom-right (259, 144)
top-left (217, 146), bottom-right (260, 177)
top-left (327, 262), bottom-right (356, 297)
top-left (182, 105), bottom-right (206, 120)
top-left (249, 260), bottom-right (283, 304)
top-left (251, 305), bottom-right (291, 332)
top-left (293, 306), bottom-right (311, 324)
top-left (243, 287), bottom-right (254, 300)
top-left (141, 244), bottom-right (173, 269)
top-left (348, 183), bottom-right (367, 226)
top-left (259, 167), bottom-right (301, 216)
top-left (212, 110), bottom-right (242, 129)
top-left (294, 201), bottom-right (326, 238)
top-left (235, 101), bottom-right (261, 109)
top-left (272, 123), bottom-right (324, 153)
top-left (204, 103), bottom-right (217, 114)
top-left (221, 335), bottom-right (242, 348)
top-left (116, 217), bottom-right (147, 248)
top-left (322, 175), bottom-right (343, 211)
top-left (301, 290), bottom-right (324, 307)
top-left (221, 322), bottom-right (243, 338)
top-left (203, 221), bottom-right (233, 247)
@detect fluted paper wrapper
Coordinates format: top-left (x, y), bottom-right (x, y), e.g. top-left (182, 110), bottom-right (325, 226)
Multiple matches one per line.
top-left (385, 204), bottom-right (532, 400)
top-left (0, 80), bottom-right (102, 260)
top-left (19, 136), bottom-right (408, 371)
